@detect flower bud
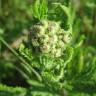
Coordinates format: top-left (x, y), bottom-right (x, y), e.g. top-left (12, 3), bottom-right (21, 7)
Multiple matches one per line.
top-left (30, 20), bottom-right (72, 57)
top-left (63, 33), bottom-right (72, 43)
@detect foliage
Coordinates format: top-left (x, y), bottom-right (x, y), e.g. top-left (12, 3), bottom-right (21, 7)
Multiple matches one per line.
top-left (0, 84), bottom-right (26, 96)
top-left (0, 0), bottom-right (96, 96)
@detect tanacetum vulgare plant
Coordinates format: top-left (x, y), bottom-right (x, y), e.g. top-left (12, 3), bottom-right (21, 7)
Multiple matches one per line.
top-left (18, 0), bottom-right (74, 95)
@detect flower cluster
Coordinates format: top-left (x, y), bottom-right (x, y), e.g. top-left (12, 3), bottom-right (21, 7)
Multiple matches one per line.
top-left (30, 20), bottom-right (72, 57)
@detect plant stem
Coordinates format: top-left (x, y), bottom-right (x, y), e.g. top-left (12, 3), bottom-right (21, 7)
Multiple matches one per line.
top-left (0, 37), bottom-right (42, 82)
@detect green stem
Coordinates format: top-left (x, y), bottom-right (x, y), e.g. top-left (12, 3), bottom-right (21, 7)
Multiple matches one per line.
top-left (0, 37), bottom-right (42, 82)
top-left (0, 40), bottom-right (1, 57)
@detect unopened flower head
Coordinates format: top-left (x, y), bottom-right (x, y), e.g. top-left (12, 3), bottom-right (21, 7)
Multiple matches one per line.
top-left (30, 20), bottom-right (72, 57)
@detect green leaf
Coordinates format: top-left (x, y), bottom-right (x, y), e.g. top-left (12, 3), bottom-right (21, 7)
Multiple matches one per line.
top-left (32, 0), bottom-right (48, 20)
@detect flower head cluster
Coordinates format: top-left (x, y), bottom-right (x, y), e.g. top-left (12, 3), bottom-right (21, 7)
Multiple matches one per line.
top-left (30, 20), bottom-right (72, 57)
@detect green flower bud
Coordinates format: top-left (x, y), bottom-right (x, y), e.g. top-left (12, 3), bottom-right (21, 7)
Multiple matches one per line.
top-left (55, 49), bottom-right (62, 57)
top-left (30, 20), bottom-right (72, 57)
top-left (63, 33), bottom-right (72, 43)
top-left (42, 35), bottom-right (49, 43)
top-left (40, 44), bottom-right (50, 53)
top-left (34, 25), bottom-right (45, 37)
top-left (57, 41), bottom-right (65, 48)
top-left (40, 20), bottom-right (48, 29)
